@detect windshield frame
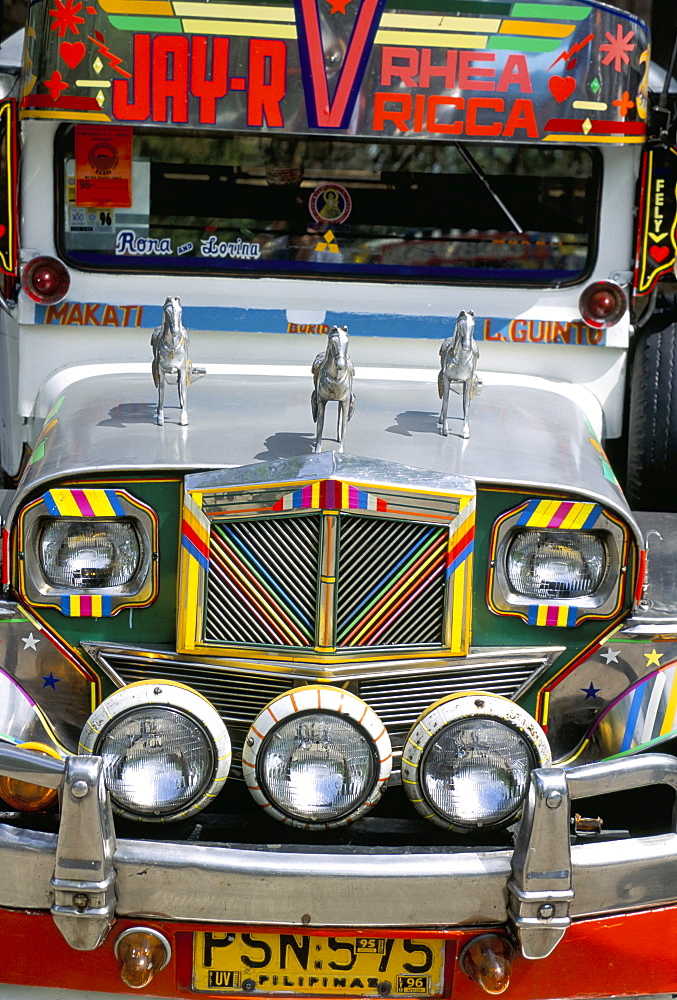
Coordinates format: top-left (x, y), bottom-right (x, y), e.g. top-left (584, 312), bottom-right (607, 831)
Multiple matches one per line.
top-left (54, 124), bottom-right (602, 290)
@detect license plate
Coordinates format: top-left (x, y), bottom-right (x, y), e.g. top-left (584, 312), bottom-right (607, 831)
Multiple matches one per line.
top-left (192, 932), bottom-right (445, 996)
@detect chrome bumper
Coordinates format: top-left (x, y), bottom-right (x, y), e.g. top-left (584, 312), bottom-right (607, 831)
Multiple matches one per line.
top-left (1, 747), bottom-right (677, 961)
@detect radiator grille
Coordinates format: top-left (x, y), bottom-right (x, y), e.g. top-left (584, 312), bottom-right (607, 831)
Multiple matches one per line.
top-left (336, 516), bottom-right (447, 647)
top-left (359, 662), bottom-right (538, 728)
top-left (205, 515), bottom-right (321, 646)
top-left (204, 511), bottom-right (449, 650)
top-left (99, 653), bottom-right (543, 742)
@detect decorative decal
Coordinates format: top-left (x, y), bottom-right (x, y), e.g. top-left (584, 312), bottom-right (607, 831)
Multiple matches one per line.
top-left (314, 230), bottom-right (340, 254)
top-left (591, 657), bottom-right (677, 755)
top-left (581, 681), bottom-right (600, 699)
top-left (49, 0), bottom-right (86, 37)
top-left (295, 0), bottom-right (388, 129)
top-left (59, 40), bottom-right (86, 68)
top-left (0, 100), bottom-right (18, 277)
top-left (635, 147), bottom-right (677, 296)
top-left (516, 498), bottom-right (603, 530)
top-left (527, 605), bottom-right (578, 627)
top-left (272, 480), bottom-right (387, 512)
top-left (599, 23), bottom-right (635, 73)
top-left (42, 487), bottom-right (125, 517)
top-left (61, 595), bottom-right (112, 616)
top-left (308, 183), bottom-right (352, 225)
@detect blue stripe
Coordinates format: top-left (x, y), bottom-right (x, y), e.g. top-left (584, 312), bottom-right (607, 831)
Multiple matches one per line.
top-left (620, 685), bottom-right (646, 753)
top-left (527, 606), bottom-right (539, 625)
top-left (33, 303), bottom-right (608, 346)
top-left (581, 504), bottom-right (603, 529)
top-left (182, 535), bottom-right (209, 572)
top-left (43, 492), bottom-right (60, 516)
top-left (446, 541), bottom-right (474, 579)
top-left (105, 490), bottom-right (125, 516)
top-left (60, 596), bottom-right (72, 615)
top-left (516, 501), bottom-right (539, 526)
top-left (101, 596), bottom-right (112, 616)
top-left (567, 606), bottom-right (578, 627)
top-left (358, 492), bottom-right (368, 510)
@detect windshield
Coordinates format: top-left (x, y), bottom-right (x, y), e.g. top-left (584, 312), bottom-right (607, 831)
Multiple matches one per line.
top-left (58, 127), bottom-right (598, 287)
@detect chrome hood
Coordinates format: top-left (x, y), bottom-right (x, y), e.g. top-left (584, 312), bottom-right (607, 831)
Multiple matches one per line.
top-left (12, 367), bottom-right (639, 540)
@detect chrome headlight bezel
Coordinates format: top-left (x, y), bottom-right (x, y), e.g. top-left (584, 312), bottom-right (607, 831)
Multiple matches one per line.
top-left (402, 693), bottom-right (550, 832)
top-left (488, 499), bottom-right (629, 626)
top-left (242, 685), bottom-right (392, 829)
top-left (19, 488), bottom-right (158, 616)
top-left (79, 680), bottom-right (231, 822)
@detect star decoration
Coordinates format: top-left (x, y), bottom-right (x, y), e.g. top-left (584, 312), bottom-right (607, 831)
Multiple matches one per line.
top-left (613, 91), bottom-right (634, 117)
top-left (581, 682), bottom-right (601, 700)
top-left (599, 24), bottom-right (635, 73)
top-left (42, 673), bottom-right (60, 690)
top-left (49, 0), bottom-right (85, 36)
top-left (44, 71), bottom-right (69, 101)
top-left (325, 0), bottom-right (352, 13)
top-left (644, 648), bottom-right (663, 667)
top-left (22, 632), bottom-right (41, 651)
top-left (600, 647), bottom-right (620, 664)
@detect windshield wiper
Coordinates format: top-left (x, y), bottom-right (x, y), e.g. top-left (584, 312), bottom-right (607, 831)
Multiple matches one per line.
top-left (455, 142), bottom-right (524, 234)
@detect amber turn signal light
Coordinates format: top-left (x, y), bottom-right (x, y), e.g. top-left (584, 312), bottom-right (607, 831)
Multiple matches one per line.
top-left (460, 934), bottom-right (514, 994)
top-left (115, 927), bottom-right (171, 989)
top-left (0, 742), bottom-right (61, 812)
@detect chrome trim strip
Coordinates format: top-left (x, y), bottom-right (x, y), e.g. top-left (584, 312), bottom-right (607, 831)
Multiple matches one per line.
top-left (82, 641), bottom-right (565, 685)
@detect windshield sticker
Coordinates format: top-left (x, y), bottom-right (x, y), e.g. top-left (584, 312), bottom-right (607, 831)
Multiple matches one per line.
top-left (309, 184), bottom-right (352, 225)
top-left (75, 124), bottom-right (132, 207)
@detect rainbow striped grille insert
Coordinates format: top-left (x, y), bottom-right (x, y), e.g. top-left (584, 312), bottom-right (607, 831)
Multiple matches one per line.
top-left (337, 517), bottom-right (447, 647)
top-left (180, 473), bottom-right (475, 654)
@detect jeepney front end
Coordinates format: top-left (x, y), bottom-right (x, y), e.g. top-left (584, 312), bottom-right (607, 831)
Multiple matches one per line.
top-left (1, 365), bottom-right (677, 1000)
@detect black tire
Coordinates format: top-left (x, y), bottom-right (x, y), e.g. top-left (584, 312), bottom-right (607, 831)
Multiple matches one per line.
top-left (626, 308), bottom-right (677, 511)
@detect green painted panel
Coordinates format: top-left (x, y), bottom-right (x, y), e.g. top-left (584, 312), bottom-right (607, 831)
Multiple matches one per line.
top-left (512, 3), bottom-right (592, 19)
top-left (109, 15), bottom-right (183, 32)
top-left (489, 35), bottom-right (562, 51)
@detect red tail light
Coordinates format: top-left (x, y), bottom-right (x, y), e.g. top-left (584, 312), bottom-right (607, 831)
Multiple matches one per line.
top-left (22, 256), bottom-right (70, 305)
top-left (579, 280), bottom-right (627, 329)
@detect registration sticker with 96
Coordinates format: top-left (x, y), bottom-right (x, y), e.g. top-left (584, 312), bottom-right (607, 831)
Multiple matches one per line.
top-left (192, 932), bottom-right (446, 996)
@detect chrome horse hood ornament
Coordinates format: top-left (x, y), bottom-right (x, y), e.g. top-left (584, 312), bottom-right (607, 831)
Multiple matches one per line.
top-left (311, 325), bottom-right (356, 453)
top-left (438, 309), bottom-right (483, 439)
top-left (151, 296), bottom-right (205, 426)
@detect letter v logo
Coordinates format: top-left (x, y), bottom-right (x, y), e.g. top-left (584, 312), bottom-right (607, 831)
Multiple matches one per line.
top-left (295, 0), bottom-right (387, 128)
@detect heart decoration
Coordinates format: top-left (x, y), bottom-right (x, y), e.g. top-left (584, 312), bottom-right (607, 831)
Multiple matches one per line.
top-left (549, 75), bottom-right (576, 103)
top-left (60, 41), bottom-right (86, 70)
top-left (650, 244), bottom-right (670, 264)
top-left (0, 225), bottom-right (5, 239)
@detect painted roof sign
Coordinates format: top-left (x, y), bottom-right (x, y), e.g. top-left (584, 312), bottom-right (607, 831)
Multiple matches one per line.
top-left (21, 0), bottom-right (649, 144)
